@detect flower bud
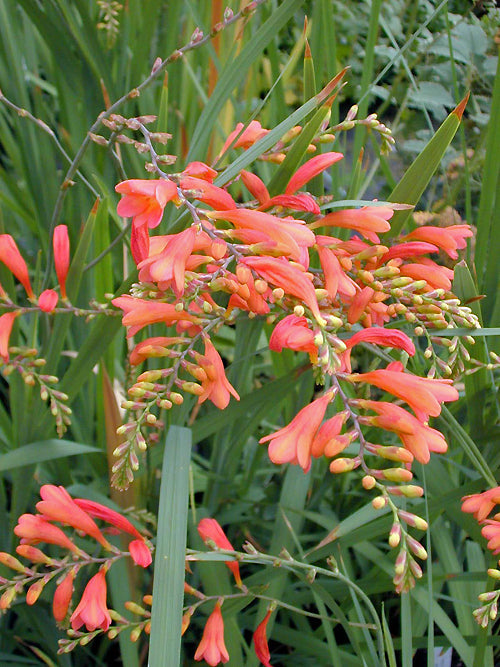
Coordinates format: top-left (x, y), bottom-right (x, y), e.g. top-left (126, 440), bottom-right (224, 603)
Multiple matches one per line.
top-left (398, 510), bottom-right (428, 531)
top-left (38, 289), bottom-right (59, 313)
top-left (406, 535), bottom-right (427, 560)
top-left (372, 496), bottom-right (387, 510)
top-left (0, 552), bottom-right (28, 573)
top-left (26, 579), bottom-right (45, 605)
top-left (329, 457), bottom-right (358, 473)
top-left (362, 475), bottom-right (376, 490)
top-left (15, 545), bottom-right (53, 565)
top-left (386, 485), bottom-right (424, 498)
top-left (487, 568), bottom-right (500, 580)
top-left (382, 468), bottom-right (413, 483)
top-left (389, 523), bottom-right (401, 548)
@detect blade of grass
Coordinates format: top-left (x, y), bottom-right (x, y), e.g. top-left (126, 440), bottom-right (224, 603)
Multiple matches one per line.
top-left (149, 425), bottom-right (192, 666)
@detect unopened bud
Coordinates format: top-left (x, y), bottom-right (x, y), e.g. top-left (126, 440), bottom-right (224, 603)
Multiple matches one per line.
top-left (406, 535), bottom-right (427, 560)
top-left (181, 381), bottom-right (204, 396)
top-left (272, 288), bottom-right (285, 300)
top-left (294, 305), bottom-right (305, 317)
top-left (386, 485), bottom-right (423, 498)
top-left (382, 468), bottom-right (413, 483)
top-left (394, 548), bottom-right (407, 575)
top-left (146, 414), bottom-right (157, 424)
top-left (389, 523), bottom-right (401, 548)
top-left (362, 475), bottom-right (376, 490)
top-left (329, 457), bottom-right (358, 473)
top-left (0, 552), bottom-right (28, 573)
top-left (487, 568), bottom-right (500, 580)
top-left (26, 580), bottom-right (45, 605)
top-left (254, 279), bottom-right (268, 294)
top-left (372, 495), bottom-right (387, 510)
top-left (398, 510), bottom-right (428, 531)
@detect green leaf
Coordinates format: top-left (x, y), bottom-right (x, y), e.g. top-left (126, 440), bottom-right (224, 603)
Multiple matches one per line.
top-left (0, 440), bottom-right (99, 472)
top-left (388, 94), bottom-right (469, 236)
top-left (149, 426), bottom-right (192, 666)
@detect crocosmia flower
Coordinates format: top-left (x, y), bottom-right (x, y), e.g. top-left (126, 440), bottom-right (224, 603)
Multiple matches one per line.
top-left (198, 518), bottom-right (242, 587)
top-left (253, 610), bottom-right (273, 667)
top-left (194, 601), bottom-right (229, 665)
top-left (70, 570), bottom-right (111, 632)
top-left (116, 178), bottom-right (179, 229)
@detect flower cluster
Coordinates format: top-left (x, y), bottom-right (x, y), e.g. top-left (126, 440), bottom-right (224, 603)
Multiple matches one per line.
top-left (0, 485), bottom-right (152, 648)
top-left (108, 107), bottom-right (476, 594)
top-left (462, 487), bottom-right (500, 626)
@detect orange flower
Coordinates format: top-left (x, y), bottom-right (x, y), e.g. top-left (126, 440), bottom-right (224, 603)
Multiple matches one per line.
top-left (481, 520), bottom-right (500, 555)
top-left (194, 601), bottom-right (229, 665)
top-left (14, 514), bottom-right (81, 554)
top-left (208, 209), bottom-right (315, 262)
top-left (70, 570), bottom-right (111, 632)
top-left (53, 225), bottom-right (70, 299)
top-left (0, 234), bottom-right (34, 298)
top-left (129, 336), bottom-right (187, 366)
top-left (116, 178), bottom-right (179, 229)
top-left (36, 485), bottom-right (112, 551)
top-left (260, 392), bottom-right (334, 472)
top-left (198, 518), bottom-right (242, 587)
top-left (269, 314), bottom-right (317, 360)
top-left (74, 497), bottom-right (152, 567)
top-left (461, 487), bottom-right (500, 522)
top-left (260, 194), bottom-right (320, 215)
top-left (253, 610), bottom-right (273, 667)
top-left (38, 289), bottom-right (58, 313)
top-left (112, 295), bottom-right (201, 337)
top-left (193, 338), bottom-right (240, 409)
top-left (403, 225), bottom-right (472, 259)
top-left (180, 176), bottom-right (236, 210)
top-left (53, 570), bottom-right (75, 622)
top-left (378, 241), bottom-right (439, 264)
top-left (217, 120), bottom-right (269, 160)
top-left (340, 327), bottom-right (415, 372)
top-left (182, 161), bottom-right (218, 182)
top-left (351, 363), bottom-right (458, 422)
top-left (240, 170), bottom-right (270, 205)
top-left (316, 244), bottom-right (358, 299)
top-left (285, 152), bottom-right (343, 194)
top-left (241, 256), bottom-right (323, 324)
top-left (138, 227), bottom-right (197, 296)
top-left (311, 206), bottom-right (393, 243)
top-left (398, 261), bottom-right (453, 291)
top-left (357, 400), bottom-right (447, 463)
top-left (0, 312), bottom-right (18, 362)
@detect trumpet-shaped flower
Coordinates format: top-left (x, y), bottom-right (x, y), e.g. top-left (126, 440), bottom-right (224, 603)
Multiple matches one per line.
top-left (0, 234), bottom-right (34, 298)
top-left (461, 487), bottom-right (500, 522)
top-left (311, 206), bottom-right (393, 243)
top-left (241, 256), bottom-right (323, 324)
top-left (194, 338), bottom-right (240, 409)
top-left (481, 520), bottom-right (500, 555)
top-left (53, 570), bottom-right (75, 622)
top-left (260, 392), bottom-right (334, 472)
top-left (194, 601), bottom-right (229, 665)
top-left (14, 514), bottom-right (81, 554)
top-left (70, 570), bottom-right (111, 632)
top-left (198, 518), bottom-right (242, 587)
top-left (269, 315), bottom-right (317, 360)
top-left (253, 610), bottom-right (273, 667)
top-left (182, 161), bottom-right (218, 182)
top-left (340, 327), bottom-right (415, 372)
top-left (138, 227), bottom-right (197, 295)
top-left (53, 225), bottom-right (70, 299)
top-left (112, 295), bottom-right (201, 337)
top-left (116, 178), bottom-right (179, 229)
top-left (351, 363), bottom-right (458, 422)
top-left (285, 152), bottom-right (343, 195)
top-left (129, 336), bottom-right (187, 366)
top-left (357, 400), bottom-right (447, 463)
top-left (180, 176), bottom-right (236, 210)
top-left (36, 485), bottom-right (112, 551)
top-left (0, 312), bottom-right (18, 362)
top-left (403, 225), bottom-right (473, 259)
top-left (217, 120), bottom-right (269, 160)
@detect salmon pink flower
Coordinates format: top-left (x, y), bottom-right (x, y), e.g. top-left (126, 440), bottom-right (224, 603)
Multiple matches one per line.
top-left (198, 518), bottom-right (242, 587)
top-left (74, 497), bottom-right (152, 567)
top-left (260, 392), bottom-right (334, 472)
top-left (138, 227), bottom-right (197, 296)
top-left (217, 120), bottom-right (269, 160)
top-left (180, 176), bottom-right (235, 210)
top-left (316, 244), bottom-right (358, 299)
top-left (481, 520), bottom-right (500, 555)
top-left (269, 315), bottom-right (317, 361)
top-left (193, 338), bottom-right (240, 409)
top-left (53, 570), bottom-right (75, 622)
top-left (116, 179), bottom-right (179, 229)
top-left (253, 610), bottom-right (273, 667)
top-left (52, 225), bottom-right (70, 299)
top-left (208, 209), bottom-right (315, 262)
top-left (285, 152), bottom-right (343, 195)
top-left (378, 241), bottom-right (439, 264)
top-left (36, 485), bottom-right (112, 550)
top-left (398, 261), bottom-right (453, 291)
top-left (130, 223), bottom-right (150, 264)
top-left (182, 161), bottom-right (218, 182)
top-left (350, 364), bottom-right (459, 422)
top-left (70, 570), bottom-right (111, 632)
top-left (240, 170), bottom-right (270, 205)
top-left (462, 487), bottom-right (500, 522)
top-left (261, 194), bottom-right (320, 215)
top-left (357, 400), bottom-right (447, 463)
top-left (340, 327), bottom-right (415, 372)
top-left (403, 225), bottom-right (472, 259)
top-left (129, 336), bottom-right (187, 366)
top-left (311, 206), bottom-right (393, 243)
top-left (310, 412), bottom-right (350, 458)
top-left (112, 295), bottom-right (201, 337)
top-left (0, 234), bottom-right (34, 298)
top-left (241, 256), bottom-right (324, 324)
top-left (14, 514), bottom-right (82, 554)
top-left (194, 601), bottom-right (229, 665)
top-left (38, 289), bottom-right (58, 313)
top-left (0, 311), bottom-right (18, 362)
